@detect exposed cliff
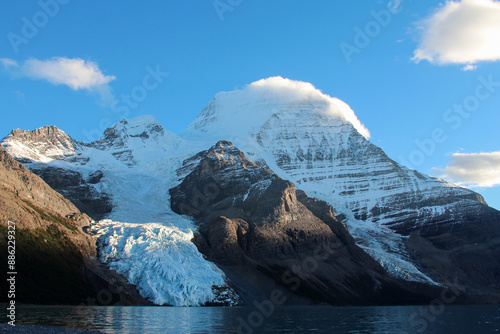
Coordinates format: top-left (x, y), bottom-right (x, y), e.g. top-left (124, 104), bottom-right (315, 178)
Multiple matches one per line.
top-left (170, 141), bottom-right (441, 305)
top-left (0, 146), bottom-right (151, 305)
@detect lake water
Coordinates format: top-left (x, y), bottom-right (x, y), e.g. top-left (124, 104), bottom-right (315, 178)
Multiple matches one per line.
top-left (9, 304), bottom-right (500, 333)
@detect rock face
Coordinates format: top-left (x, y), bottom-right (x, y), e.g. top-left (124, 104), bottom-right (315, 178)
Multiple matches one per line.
top-left (183, 78), bottom-right (500, 300)
top-left (170, 141), bottom-right (439, 305)
top-left (3, 126), bottom-right (81, 162)
top-left (1, 126), bottom-right (113, 219)
top-left (0, 146), bottom-right (91, 234)
top-left (0, 146), bottom-right (151, 305)
top-left (28, 165), bottom-right (112, 219)
top-left (252, 111), bottom-right (500, 298)
top-left (405, 205), bottom-right (500, 302)
top-left (2, 77), bottom-right (500, 305)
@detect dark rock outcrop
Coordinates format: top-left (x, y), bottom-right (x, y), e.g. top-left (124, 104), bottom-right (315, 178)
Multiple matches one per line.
top-left (403, 205), bottom-right (500, 302)
top-left (0, 146), bottom-right (150, 306)
top-left (170, 141), bottom-right (440, 305)
top-left (28, 165), bottom-right (112, 220)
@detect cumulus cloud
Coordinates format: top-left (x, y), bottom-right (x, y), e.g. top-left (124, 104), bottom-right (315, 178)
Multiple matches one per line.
top-left (0, 57), bottom-right (116, 106)
top-left (249, 76), bottom-right (319, 98)
top-left (412, 0), bottom-right (500, 65)
top-left (187, 76), bottom-right (371, 141)
top-left (433, 151), bottom-right (500, 187)
top-left (247, 77), bottom-right (371, 139)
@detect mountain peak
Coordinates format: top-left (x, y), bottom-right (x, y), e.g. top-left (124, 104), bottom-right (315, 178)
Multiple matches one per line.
top-left (2, 125), bottom-right (79, 162)
top-left (8, 125), bottom-right (69, 140)
top-left (112, 115), bottom-right (164, 137)
top-left (206, 140), bottom-right (260, 170)
top-left (93, 115), bottom-right (169, 150)
top-left (121, 115), bottom-right (161, 128)
top-left (183, 77), bottom-right (370, 141)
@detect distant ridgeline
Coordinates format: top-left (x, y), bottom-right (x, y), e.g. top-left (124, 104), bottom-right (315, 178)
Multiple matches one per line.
top-left (1, 77), bottom-right (499, 306)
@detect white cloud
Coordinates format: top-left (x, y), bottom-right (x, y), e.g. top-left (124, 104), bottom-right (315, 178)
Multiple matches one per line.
top-left (462, 64), bottom-right (478, 71)
top-left (433, 151), bottom-right (500, 187)
top-left (248, 76), bottom-right (371, 139)
top-left (412, 0), bottom-right (500, 65)
top-left (0, 57), bottom-right (116, 106)
top-left (187, 76), bottom-right (371, 140)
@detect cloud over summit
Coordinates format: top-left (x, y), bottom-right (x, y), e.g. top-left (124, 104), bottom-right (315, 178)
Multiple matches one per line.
top-left (246, 77), bottom-right (371, 139)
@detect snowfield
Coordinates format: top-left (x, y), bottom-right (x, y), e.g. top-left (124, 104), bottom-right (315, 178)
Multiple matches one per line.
top-left (4, 77), bottom-right (482, 305)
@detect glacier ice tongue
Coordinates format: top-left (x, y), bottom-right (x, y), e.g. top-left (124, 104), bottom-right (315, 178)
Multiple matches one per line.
top-left (4, 80), bottom-right (484, 302)
top-left (2, 115), bottom-right (240, 306)
top-left (92, 220), bottom-right (228, 306)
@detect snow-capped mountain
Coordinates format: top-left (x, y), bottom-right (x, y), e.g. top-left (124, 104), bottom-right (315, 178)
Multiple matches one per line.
top-left (2, 77), bottom-right (500, 305)
top-left (3, 125), bottom-right (81, 163)
top-left (2, 116), bottom-right (240, 306)
top-left (169, 140), bottom-right (442, 305)
top-left (91, 115), bottom-right (183, 167)
top-left (182, 77), bottom-right (495, 284)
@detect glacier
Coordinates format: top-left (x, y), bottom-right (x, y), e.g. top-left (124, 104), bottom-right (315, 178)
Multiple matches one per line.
top-left (2, 116), bottom-right (240, 306)
top-left (91, 220), bottom-right (227, 306)
top-left (182, 77), bottom-right (454, 284)
top-left (3, 77), bottom-right (493, 304)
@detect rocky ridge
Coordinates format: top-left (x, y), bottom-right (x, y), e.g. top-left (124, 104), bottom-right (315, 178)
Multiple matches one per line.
top-left (0, 146), bottom-right (152, 305)
top-left (170, 141), bottom-right (442, 305)
top-left (1, 77), bottom-right (499, 305)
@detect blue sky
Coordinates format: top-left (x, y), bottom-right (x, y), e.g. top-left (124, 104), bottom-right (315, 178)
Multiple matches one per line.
top-left (1, 0), bottom-right (500, 208)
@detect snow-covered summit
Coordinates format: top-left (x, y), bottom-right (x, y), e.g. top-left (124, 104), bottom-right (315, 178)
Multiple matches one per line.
top-left (93, 115), bottom-right (180, 149)
top-left (181, 77), bottom-right (487, 283)
top-left (3, 77), bottom-right (499, 304)
top-left (89, 115), bottom-right (183, 167)
top-left (1, 125), bottom-right (80, 163)
top-left (2, 115), bottom-right (184, 168)
top-left (183, 76), bottom-right (370, 141)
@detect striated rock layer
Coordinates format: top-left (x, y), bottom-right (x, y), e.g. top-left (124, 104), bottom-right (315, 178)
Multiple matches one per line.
top-left (183, 78), bottom-right (500, 300)
top-left (170, 141), bottom-right (442, 305)
top-left (2, 77), bottom-right (500, 304)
